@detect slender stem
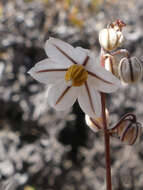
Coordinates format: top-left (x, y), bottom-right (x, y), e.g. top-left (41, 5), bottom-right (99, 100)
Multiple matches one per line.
top-left (101, 92), bottom-right (112, 190)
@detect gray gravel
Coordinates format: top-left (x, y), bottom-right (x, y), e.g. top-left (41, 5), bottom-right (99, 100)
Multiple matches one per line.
top-left (0, 0), bottom-right (143, 190)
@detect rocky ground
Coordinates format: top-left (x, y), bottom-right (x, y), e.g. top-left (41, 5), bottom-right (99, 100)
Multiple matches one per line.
top-left (0, 0), bottom-right (143, 190)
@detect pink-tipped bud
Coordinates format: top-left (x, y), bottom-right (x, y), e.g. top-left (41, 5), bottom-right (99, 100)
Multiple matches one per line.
top-left (109, 19), bottom-right (126, 32)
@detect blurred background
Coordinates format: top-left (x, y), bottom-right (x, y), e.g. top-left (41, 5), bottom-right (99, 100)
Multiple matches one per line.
top-left (0, 0), bottom-right (143, 190)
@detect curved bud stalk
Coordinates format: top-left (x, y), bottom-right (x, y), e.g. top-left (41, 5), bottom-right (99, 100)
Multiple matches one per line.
top-left (118, 57), bottom-right (142, 84)
top-left (109, 113), bottom-right (142, 145)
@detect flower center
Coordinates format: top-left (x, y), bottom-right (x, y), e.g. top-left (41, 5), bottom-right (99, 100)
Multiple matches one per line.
top-left (65, 64), bottom-right (88, 86)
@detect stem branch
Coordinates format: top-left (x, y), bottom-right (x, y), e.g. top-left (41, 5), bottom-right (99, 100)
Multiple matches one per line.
top-left (110, 49), bottom-right (130, 58)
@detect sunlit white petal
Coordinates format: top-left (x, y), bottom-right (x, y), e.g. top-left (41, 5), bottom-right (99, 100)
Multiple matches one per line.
top-left (78, 81), bottom-right (101, 118)
top-left (28, 59), bottom-right (67, 85)
top-left (74, 47), bottom-right (89, 64)
top-left (86, 57), bottom-right (121, 93)
top-left (87, 73), bottom-right (120, 93)
top-left (85, 115), bottom-right (100, 133)
top-left (45, 38), bottom-right (76, 66)
top-left (47, 79), bottom-right (80, 110)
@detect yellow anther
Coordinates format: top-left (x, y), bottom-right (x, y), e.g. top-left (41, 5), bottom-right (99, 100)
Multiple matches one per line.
top-left (65, 64), bottom-right (88, 86)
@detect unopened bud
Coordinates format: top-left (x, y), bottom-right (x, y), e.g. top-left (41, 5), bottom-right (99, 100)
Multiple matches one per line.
top-left (118, 57), bottom-right (142, 84)
top-left (109, 114), bottom-right (142, 145)
top-left (119, 120), bottom-right (142, 145)
top-left (104, 54), bottom-right (119, 78)
top-left (99, 28), bottom-right (124, 51)
top-left (85, 109), bottom-right (109, 133)
top-left (85, 115), bottom-right (102, 133)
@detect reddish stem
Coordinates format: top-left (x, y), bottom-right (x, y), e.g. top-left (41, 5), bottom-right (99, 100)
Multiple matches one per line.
top-left (101, 92), bottom-right (112, 190)
top-left (110, 49), bottom-right (130, 58)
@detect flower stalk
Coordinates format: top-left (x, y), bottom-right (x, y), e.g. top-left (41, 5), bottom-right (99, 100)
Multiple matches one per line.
top-left (100, 48), bottom-right (112, 190)
top-left (101, 92), bottom-right (112, 190)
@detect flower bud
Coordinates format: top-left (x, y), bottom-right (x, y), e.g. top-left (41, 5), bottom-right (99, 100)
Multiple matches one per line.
top-left (104, 54), bottom-right (119, 78)
top-left (119, 120), bottom-right (142, 145)
top-left (109, 114), bottom-right (142, 145)
top-left (85, 115), bottom-right (102, 133)
top-left (118, 57), bottom-right (142, 84)
top-left (99, 28), bottom-right (124, 51)
top-left (85, 109), bottom-right (109, 133)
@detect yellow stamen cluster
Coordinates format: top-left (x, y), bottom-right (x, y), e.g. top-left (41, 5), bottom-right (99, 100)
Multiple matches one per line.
top-left (65, 64), bottom-right (88, 86)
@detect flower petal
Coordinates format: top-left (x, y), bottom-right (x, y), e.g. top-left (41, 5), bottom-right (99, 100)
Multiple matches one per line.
top-left (47, 80), bottom-right (79, 110)
top-left (28, 59), bottom-right (67, 85)
top-left (74, 47), bottom-right (89, 64)
top-left (45, 38), bottom-right (77, 66)
top-left (87, 70), bottom-right (120, 93)
top-left (86, 56), bottom-right (121, 93)
top-left (78, 81), bottom-right (101, 118)
top-left (85, 115), bottom-right (102, 133)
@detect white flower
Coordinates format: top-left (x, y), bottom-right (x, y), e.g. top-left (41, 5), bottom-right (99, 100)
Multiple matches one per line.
top-left (28, 38), bottom-right (120, 118)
